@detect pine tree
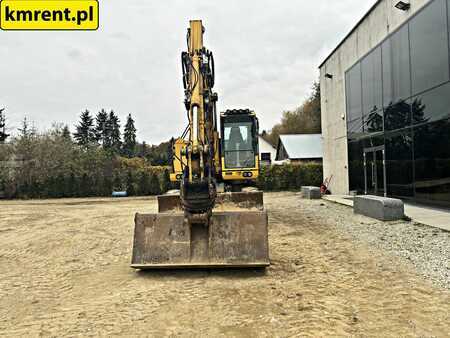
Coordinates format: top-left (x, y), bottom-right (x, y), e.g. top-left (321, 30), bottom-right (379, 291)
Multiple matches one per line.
top-left (108, 111), bottom-right (121, 153)
top-left (123, 114), bottom-right (137, 157)
top-left (95, 109), bottom-right (109, 147)
top-left (74, 110), bottom-right (96, 148)
top-left (0, 108), bottom-right (10, 143)
top-left (18, 117), bottom-right (35, 139)
top-left (62, 125), bottom-right (72, 142)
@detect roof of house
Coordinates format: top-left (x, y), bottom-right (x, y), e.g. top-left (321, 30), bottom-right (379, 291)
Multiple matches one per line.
top-left (258, 135), bottom-right (276, 149)
top-left (319, 0), bottom-right (382, 69)
top-left (277, 134), bottom-right (323, 159)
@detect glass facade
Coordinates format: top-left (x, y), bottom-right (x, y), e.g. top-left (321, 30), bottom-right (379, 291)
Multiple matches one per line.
top-left (409, 0), bottom-right (449, 94)
top-left (391, 25), bottom-right (411, 102)
top-left (345, 0), bottom-right (450, 207)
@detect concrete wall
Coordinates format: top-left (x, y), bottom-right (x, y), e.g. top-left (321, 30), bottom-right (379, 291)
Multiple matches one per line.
top-left (319, 0), bottom-right (430, 195)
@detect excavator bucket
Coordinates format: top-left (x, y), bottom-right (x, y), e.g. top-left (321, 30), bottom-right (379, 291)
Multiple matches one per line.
top-left (131, 192), bottom-right (270, 269)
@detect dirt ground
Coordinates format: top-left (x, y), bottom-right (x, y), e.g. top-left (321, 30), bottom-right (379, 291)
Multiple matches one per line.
top-left (0, 192), bottom-right (449, 337)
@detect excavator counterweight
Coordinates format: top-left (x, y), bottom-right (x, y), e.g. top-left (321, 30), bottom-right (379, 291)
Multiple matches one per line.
top-left (131, 20), bottom-right (270, 269)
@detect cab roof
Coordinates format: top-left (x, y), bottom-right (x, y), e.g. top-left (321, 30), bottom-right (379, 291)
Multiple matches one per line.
top-left (221, 109), bottom-right (255, 116)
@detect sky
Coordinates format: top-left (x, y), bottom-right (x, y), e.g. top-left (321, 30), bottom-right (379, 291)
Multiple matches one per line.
top-left (0, 0), bottom-right (375, 144)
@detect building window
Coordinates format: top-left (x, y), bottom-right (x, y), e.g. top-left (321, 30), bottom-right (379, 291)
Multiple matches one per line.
top-left (348, 141), bottom-right (365, 192)
top-left (448, 0), bottom-right (450, 48)
top-left (411, 82), bottom-right (450, 124)
top-left (261, 153), bottom-right (271, 162)
top-left (410, 0), bottom-right (449, 95)
top-left (384, 100), bottom-right (412, 131)
top-left (385, 128), bottom-right (414, 198)
top-left (361, 134), bottom-right (385, 149)
top-left (346, 62), bottom-right (362, 122)
top-left (363, 110), bottom-right (383, 134)
top-left (362, 46), bottom-right (382, 116)
top-left (347, 118), bottom-right (364, 142)
top-left (413, 118), bottom-right (450, 204)
top-left (391, 25), bottom-right (411, 103)
top-left (382, 39), bottom-right (393, 108)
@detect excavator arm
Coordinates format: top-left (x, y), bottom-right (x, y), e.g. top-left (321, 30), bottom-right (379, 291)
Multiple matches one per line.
top-left (179, 20), bottom-right (218, 216)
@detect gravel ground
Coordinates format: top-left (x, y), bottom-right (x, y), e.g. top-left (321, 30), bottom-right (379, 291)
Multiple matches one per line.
top-left (0, 193), bottom-right (449, 336)
top-left (317, 196), bottom-right (450, 290)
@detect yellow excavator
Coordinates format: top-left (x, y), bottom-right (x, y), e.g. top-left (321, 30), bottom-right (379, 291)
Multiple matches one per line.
top-left (131, 20), bottom-right (269, 269)
top-left (171, 108), bottom-right (261, 191)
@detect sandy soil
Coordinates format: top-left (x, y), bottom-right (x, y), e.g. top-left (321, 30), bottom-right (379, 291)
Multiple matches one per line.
top-left (0, 192), bottom-right (449, 337)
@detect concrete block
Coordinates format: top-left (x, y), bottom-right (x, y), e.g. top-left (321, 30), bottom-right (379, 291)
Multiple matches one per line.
top-left (354, 195), bottom-right (404, 221)
top-left (301, 186), bottom-right (321, 200)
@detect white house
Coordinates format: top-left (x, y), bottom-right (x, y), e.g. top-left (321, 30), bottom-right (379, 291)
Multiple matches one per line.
top-left (275, 134), bottom-right (323, 163)
top-left (258, 135), bottom-right (276, 166)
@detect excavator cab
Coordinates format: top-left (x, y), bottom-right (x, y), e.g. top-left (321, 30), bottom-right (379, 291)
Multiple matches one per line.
top-left (221, 109), bottom-right (259, 188)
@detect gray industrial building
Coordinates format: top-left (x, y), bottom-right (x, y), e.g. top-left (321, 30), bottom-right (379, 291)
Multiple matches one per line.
top-left (319, 0), bottom-right (450, 207)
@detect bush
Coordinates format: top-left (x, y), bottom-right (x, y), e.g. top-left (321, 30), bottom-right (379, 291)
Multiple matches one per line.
top-left (2, 126), bottom-right (321, 199)
top-left (257, 163), bottom-right (323, 191)
top-left (0, 129), bottom-right (172, 199)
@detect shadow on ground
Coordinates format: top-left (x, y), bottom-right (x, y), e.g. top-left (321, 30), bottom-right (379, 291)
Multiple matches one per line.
top-left (135, 267), bottom-right (268, 280)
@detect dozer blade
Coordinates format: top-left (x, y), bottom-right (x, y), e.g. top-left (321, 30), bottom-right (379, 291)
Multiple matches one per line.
top-left (157, 191), bottom-right (264, 213)
top-left (131, 211), bottom-right (269, 269)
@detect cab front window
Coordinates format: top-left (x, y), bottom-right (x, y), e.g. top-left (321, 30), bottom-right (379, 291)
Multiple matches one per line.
top-left (223, 122), bottom-right (255, 168)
